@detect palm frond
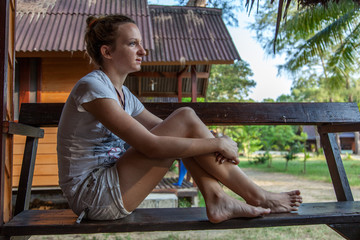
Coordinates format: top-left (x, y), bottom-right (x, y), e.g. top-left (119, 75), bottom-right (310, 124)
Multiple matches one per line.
top-left (284, 6), bottom-right (359, 71)
top-left (328, 19), bottom-right (360, 80)
top-left (246, 0), bottom-right (360, 51)
top-left (284, 0), bottom-right (355, 39)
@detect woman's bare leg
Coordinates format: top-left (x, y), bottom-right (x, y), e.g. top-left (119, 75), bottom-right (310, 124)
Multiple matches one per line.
top-left (117, 107), bottom-right (301, 217)
top-left (168, 108), bottom-right (302, 212)
top-left (181, 157), bottom-right (270, 223)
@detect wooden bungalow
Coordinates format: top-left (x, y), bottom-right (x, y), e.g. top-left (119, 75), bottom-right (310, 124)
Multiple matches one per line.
top-left (303, 125), bottom-right (359, 153)
top-left (14, 0), bottom-right (240, 187)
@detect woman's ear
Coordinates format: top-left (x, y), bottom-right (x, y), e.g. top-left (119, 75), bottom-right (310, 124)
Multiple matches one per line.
top-left (100, 45), bottom-right (112, 60)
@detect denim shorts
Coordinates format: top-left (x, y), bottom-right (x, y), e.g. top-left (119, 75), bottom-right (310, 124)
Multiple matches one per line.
top-left (68, 164), bottom-right (131, 221)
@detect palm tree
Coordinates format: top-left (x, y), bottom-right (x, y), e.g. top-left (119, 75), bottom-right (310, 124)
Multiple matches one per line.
top-left (281, 0), bottom-right (360, 98)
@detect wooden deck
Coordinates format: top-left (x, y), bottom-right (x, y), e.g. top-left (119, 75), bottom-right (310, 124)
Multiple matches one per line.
top-left (153, 177), bottom-right (198, 205)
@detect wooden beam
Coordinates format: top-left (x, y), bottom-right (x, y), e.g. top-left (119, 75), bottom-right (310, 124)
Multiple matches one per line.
top-left (319, 132), bottom-right (353, 201)
top-left (14, 136), bottom-right (39, 216)
top-left (177, 65), bottom-right (189, 79)
top-left (318, 123), bottom-right (360, 134)
top-left (18, 102), bottom-right (360, 127)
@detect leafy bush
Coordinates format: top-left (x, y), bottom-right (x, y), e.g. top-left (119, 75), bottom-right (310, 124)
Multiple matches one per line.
top-left (254, 152), bottom-right (272, 165)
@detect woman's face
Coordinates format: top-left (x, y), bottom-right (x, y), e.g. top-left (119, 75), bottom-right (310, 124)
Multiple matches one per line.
top-left (105, 23), bottom-right (146, 75)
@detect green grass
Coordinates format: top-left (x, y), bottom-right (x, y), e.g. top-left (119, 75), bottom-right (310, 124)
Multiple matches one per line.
top-left (238, 155), bottom-right (360, 187)
top-left (32, 225), bottom-right (343, 240)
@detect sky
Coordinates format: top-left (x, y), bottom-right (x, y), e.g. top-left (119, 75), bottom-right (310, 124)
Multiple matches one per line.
top-left (149, 0), bottom-right (293, 101)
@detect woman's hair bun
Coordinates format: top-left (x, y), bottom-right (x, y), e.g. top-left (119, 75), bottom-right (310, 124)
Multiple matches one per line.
top-left (87, 16), bottom-right (98, 28)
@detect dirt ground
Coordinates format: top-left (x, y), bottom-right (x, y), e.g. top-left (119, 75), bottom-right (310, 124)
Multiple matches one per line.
top-left (29, 169), bottom-right (360, 240)
top-left (243, 169), bottom-right (360, 202)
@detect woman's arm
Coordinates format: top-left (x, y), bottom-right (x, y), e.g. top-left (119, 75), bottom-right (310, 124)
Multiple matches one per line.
top-left (134, 108), bottom-right (162, 130)
top-left (82, 98), bottom-right (239, 162)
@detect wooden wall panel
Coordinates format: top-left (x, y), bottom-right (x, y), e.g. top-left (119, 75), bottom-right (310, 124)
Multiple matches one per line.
top-left (41, 57), bottom-right (94, 102)
top-left (12, 127), bottom-right (59, 187)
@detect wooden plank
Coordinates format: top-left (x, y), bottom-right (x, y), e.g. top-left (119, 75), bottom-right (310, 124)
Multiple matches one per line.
top-left (14, 132), bottom-right (57, 144)
top-left (13, 164), bottom-right (58, 177)
top-left (2, 202), bottom-right (360, 237)
top-left (13, 154), bottom-right (57, 165)
top-left (7, 122), bottom-right (44, 138)
top-left (13, 143), bottom-right (56, 155)
top-left (41, 92), bottom-right (70, 103)
top-left (18, 102), bottom-right (360, 127)
top-left (13, 175), bottom-right (59, 187)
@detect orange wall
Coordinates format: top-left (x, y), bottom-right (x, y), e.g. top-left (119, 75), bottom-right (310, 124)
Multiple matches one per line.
top-left (13, 128), bottom-right (58, 187)
top-left (41, 57), bottom-right (94, 102)
top-left (13, 57), bottom-right (94, 188)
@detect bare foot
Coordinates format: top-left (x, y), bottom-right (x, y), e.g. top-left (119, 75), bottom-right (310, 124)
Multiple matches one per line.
top-left (249, 190), bottom-right (302, 213)
top-left (206, 193), bottom-right (271, 223)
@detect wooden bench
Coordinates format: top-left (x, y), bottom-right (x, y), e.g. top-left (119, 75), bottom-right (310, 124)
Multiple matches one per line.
top-left (1, 102), bottom-right (360, 239)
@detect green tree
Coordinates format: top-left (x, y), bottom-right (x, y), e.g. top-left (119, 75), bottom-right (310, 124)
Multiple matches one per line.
top-left (255, 125), bottom-right (300, 167)
top-left (227, 126), bottom-right (263, 160)
top-left (251, 0), bottom-right (360, 103)
top-left (206, 60), bottom-right (256, 102)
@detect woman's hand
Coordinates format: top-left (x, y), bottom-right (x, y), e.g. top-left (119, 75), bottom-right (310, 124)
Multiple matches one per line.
top-left (216, 136), bottom-right (240, 165)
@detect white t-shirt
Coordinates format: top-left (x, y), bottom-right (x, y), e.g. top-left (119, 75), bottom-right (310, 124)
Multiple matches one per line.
top-left (57, 70), bottom-right (144, 198)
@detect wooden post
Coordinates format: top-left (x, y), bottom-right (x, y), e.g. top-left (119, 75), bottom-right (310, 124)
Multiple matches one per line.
top-left (319, 132), bottom-right (353, 201)
top-left (318, 129), bottom-right (359, 239)
top-left (14, 137), bottom-right (39, 215)
top-left (36, 58), bottom-right (42, 103)
top-left (315, 128), bottom-right (321, 153)
top-left (18, 58), bottom-right (31, 106)
top-left (354, 132), bottom-right (359, 154)
top-left (191, 65), bottom-right (197, 102)
top-left (177, 75), bottom-right (182, 102)
top-left (0, 0), bottom-right (9, 225)
top-left (1, 0), bottom-right (15, 224)
top-left (177, 66), bottom-right (188, 103)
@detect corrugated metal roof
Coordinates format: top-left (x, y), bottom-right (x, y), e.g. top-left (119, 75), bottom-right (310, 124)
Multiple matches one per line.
top-left (16, 0), bottom-right (154, 52)
top-left (16, 1), bottom-right (240, 64)
top-left (147, 5), bottom-right (240, 64)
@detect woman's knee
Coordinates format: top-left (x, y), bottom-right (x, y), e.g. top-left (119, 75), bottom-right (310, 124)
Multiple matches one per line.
top-left (174, 107), bottom-right (200, 126)
top-left (174, 107), bottom-right (196, 118)
top-left (173, 107), bottom-right (208, 137)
